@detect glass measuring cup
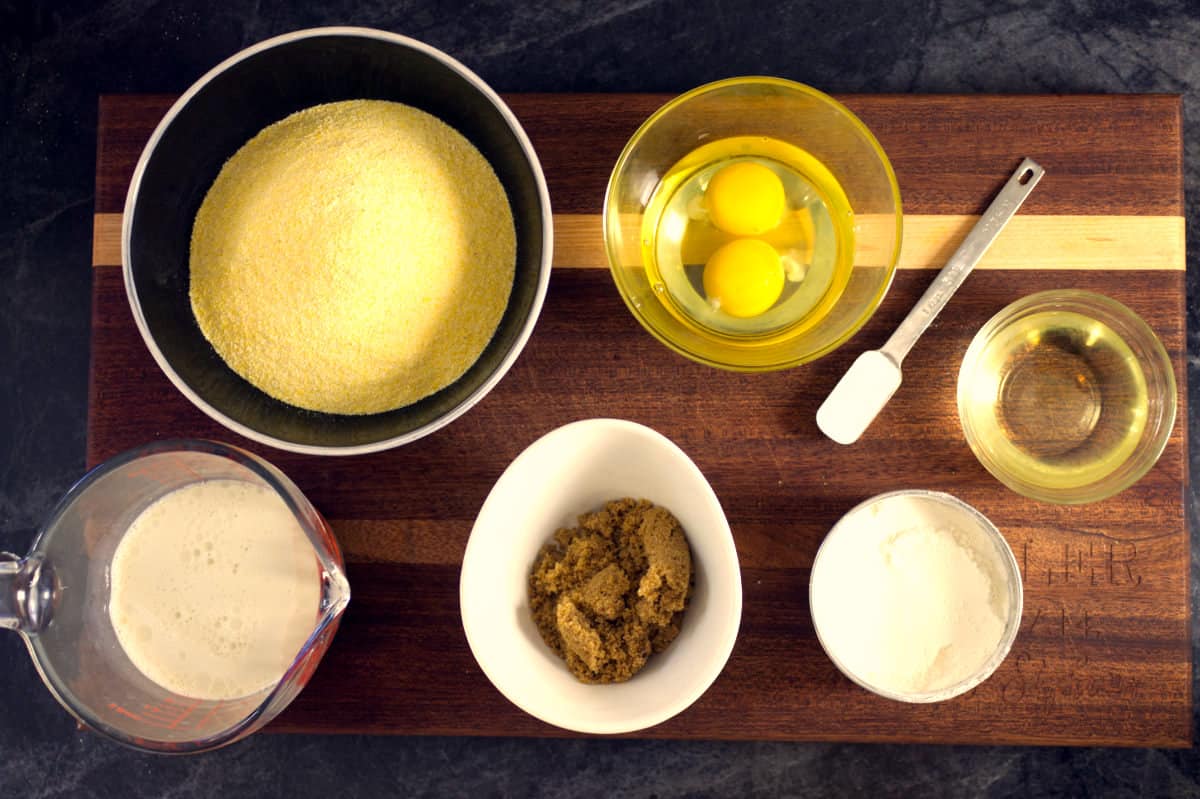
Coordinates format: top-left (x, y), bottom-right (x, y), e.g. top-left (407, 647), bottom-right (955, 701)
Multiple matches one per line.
top-left (0, 440), bottom-right (350, 753)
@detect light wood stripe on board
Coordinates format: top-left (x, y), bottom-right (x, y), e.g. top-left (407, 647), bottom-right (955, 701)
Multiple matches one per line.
top-left (93, 212), bottom-right (1185, 271)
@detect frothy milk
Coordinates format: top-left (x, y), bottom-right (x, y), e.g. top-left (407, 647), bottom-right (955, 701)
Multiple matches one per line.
top-left (109, 479), bottom-right (321, 701)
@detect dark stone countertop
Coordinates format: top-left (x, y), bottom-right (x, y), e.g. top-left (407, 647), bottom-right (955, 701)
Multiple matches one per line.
top-left (2, 1), bottom-right (1197, 796)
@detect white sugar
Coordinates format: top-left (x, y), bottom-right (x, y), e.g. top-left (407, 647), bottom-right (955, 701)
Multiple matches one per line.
top-left (810, 494), bottom-right (1011, 696)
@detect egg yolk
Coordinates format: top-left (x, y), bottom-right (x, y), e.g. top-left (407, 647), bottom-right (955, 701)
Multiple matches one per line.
top-left (705, 161), bottom-right (786, 236)
top-left (702, 238), bottom-right (785, 318)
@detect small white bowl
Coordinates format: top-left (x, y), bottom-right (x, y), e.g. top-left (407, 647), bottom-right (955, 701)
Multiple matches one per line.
top-left (460, 418), bottom-right (742, 734)
top-left (809, 490), bottom-right (1023, 703)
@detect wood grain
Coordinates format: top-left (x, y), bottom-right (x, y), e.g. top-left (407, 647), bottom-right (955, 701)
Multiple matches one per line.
top-left (95, 94), bottom-right (1183, 217)
top-left (89, 94), bottom-right (1190, 746)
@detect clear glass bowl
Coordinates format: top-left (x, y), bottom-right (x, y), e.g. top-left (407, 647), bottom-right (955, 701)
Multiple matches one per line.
top-left (957, 290), bottom-right (1177, 505)
top-left (603, 77), bottom-right (902, 371)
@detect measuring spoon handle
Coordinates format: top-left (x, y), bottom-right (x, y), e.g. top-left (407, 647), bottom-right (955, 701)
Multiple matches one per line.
top-left (879, 157), bottom-right (1045, 366)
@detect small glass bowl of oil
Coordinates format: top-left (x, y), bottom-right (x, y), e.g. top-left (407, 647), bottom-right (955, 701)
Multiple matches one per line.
top-left (603, 77), bottom-right (902, 371)
top-left (957, 290), bottom-right (1176, 504)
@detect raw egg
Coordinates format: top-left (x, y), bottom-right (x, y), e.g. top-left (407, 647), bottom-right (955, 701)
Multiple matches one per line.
top-left (702, 238), bottom-right (785, 318)
top-left (705, 161), bottom-right (786, 236)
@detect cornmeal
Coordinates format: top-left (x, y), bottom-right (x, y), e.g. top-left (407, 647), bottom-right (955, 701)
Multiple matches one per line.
top-left (189, 100), bottom-right (516, 415)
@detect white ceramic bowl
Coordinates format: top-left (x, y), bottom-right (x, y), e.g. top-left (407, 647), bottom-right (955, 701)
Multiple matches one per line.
top-left (460, 418), bottom-right (742, 734)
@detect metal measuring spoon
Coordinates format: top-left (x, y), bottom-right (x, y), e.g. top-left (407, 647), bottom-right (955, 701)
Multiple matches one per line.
top-left (817, 158), bottom-right (1045, 445)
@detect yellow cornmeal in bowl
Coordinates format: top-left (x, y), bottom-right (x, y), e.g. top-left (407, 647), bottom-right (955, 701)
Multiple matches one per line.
top-left (189, 99), bottom-right (516, 415)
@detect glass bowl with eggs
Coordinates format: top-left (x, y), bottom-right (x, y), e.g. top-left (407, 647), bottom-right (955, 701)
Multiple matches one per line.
top-left (603, 77), bottom-right (902, 371)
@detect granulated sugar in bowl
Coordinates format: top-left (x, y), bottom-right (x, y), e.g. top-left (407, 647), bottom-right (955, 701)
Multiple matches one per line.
top-left (808, 490), bottom-right (1022, 702)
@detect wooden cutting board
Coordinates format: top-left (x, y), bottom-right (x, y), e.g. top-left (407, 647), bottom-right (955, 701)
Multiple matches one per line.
top-left (89, 94), bottom-right (1190, 747)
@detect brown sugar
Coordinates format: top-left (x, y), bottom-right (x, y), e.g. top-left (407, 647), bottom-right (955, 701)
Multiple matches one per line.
top-left (528, 498), bottom-right (693, 683)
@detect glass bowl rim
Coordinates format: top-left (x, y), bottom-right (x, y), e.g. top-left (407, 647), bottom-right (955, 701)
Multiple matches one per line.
top-left (956, 288), bottom-right (1178, 505)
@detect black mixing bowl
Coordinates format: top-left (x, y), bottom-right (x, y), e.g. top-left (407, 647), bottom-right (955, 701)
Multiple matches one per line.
top-left (123, 27), bottom-right (552, 454)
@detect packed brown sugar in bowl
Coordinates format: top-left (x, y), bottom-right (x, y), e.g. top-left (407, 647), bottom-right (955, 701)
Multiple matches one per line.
top-left (189, 100), bottom-right (516, 415)
top-left (529, 498), bottom-right (693, 684)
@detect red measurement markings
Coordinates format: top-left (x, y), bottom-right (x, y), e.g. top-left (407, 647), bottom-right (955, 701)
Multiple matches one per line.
top-left (107, 702), bottom-right (144, 722)
top-left (141, 699), bottom-right (200, 730)
top-left (187, 700), bottom-right (228, 733)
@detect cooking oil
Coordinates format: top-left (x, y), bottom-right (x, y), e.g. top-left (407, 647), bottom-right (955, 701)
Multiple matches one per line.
top-left (960, 310), bottom-right (1148, 489)
top-left (640, 136), bottom-right (855, 338)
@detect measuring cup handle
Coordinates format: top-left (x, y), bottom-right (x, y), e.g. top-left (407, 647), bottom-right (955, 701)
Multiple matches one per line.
top-left (0, 552), bottom-right (56, 634)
